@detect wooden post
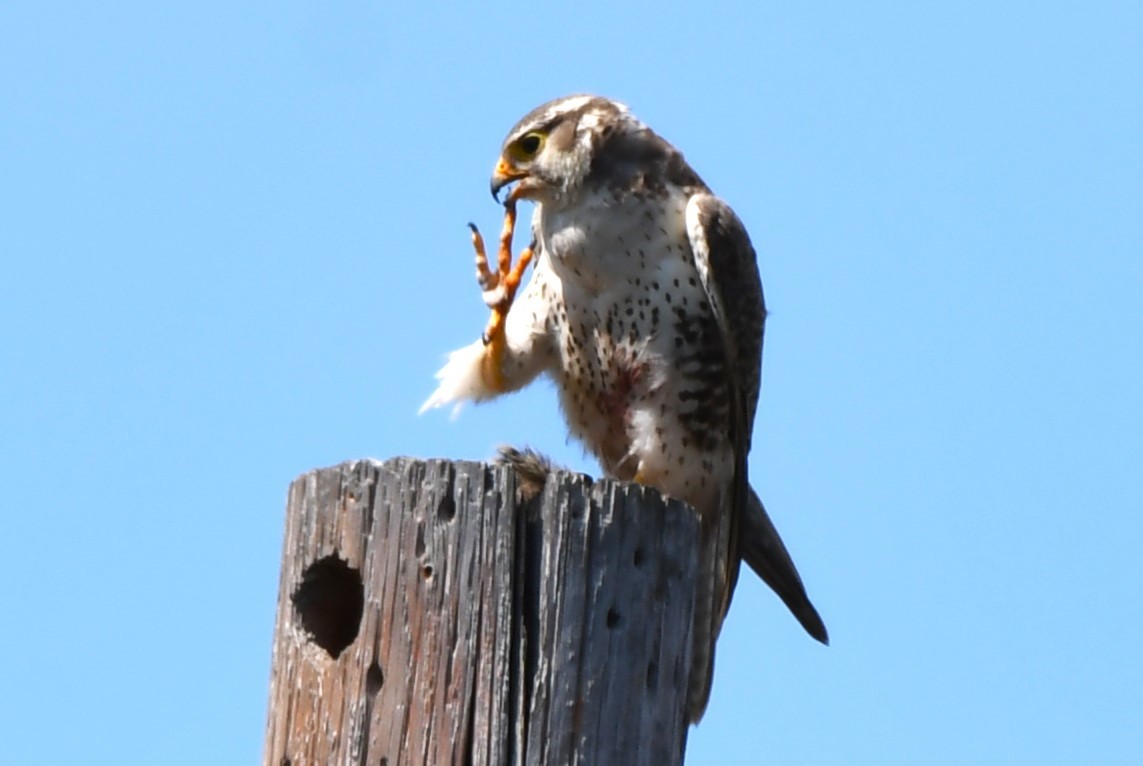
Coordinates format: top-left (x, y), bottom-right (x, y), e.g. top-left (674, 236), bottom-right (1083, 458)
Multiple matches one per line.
top-left (263, 457), bottom-right (699, 766)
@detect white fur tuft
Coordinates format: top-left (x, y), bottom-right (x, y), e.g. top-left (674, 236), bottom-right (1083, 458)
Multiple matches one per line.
top-left (418, 339), bottom-right (494, 418)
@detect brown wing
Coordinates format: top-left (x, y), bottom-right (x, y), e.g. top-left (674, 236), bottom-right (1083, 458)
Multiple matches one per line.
top-left (686, 191), bottom-right (765, 562)
top-left (683, 192), bottom-right (765, 720)
top-left (686, 193), bottom-right (765, 448)
top-left (687, 192), bottom-right (828, 646)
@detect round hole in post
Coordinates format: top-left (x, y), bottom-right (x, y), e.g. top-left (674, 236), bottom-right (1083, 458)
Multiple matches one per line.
top-left (291, 553), bottom-right (364, 659)
top-left (606, 607), bottom-right (622, 629)
top-left (365, 660), bottom-right (385, 695)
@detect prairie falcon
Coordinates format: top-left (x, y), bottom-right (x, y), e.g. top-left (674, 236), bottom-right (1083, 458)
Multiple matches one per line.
top-left (421, 95), bottom-right (827, 722)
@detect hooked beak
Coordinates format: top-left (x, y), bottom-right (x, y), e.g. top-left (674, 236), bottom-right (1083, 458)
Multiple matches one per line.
top-left (490, 156), bottom-right (528, 202)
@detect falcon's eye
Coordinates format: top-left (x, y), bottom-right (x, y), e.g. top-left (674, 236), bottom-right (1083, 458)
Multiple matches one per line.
top-left (515, 131), bottom-right (545, 158)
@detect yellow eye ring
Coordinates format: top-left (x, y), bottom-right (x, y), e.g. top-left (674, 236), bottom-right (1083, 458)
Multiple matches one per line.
top-left (512, 131), bottom-right (546, 160)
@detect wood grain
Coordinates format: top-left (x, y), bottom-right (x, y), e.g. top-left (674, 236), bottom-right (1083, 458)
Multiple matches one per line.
top-left (264, 457), bottom-right (698, 766)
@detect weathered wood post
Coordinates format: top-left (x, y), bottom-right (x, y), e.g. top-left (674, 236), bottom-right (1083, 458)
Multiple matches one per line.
top-left (263, 457), bottom-right (699, 766)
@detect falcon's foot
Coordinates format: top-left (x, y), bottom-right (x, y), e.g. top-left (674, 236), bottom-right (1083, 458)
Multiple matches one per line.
top-left (419, 196), bottom-right (533, 416)
top-left (472, 193), bottom-right (533, 347)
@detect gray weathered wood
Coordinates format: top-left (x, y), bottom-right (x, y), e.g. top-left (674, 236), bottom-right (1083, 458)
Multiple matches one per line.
top-left (263, 457), bottom-right (699, 766)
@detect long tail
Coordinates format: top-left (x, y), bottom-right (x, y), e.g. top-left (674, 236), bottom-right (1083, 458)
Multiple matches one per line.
top-left (739, 488), bottom-right (829, 644)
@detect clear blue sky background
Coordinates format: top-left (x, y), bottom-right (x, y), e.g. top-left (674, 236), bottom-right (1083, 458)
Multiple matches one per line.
top-left (2, 2), bottom-right (1140, 764)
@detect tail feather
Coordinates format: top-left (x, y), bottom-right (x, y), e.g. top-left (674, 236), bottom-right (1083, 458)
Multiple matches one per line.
top-left (740, 488), bottom-right (829, 644)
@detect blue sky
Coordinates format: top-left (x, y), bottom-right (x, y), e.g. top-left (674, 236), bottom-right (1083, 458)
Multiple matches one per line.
top-left (2, 1), bottom-right (1140, 763)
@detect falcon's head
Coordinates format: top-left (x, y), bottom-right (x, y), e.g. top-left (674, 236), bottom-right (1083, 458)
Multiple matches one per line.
top-left (489, 94), bottom-right (645, 206)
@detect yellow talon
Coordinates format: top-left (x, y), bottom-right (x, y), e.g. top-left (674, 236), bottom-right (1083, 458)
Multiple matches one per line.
top-left (471, 187), bottom-right (532, 368)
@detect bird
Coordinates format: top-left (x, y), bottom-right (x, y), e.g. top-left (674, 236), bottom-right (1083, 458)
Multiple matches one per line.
top-left (421, 94), bottom-right (826, 723)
